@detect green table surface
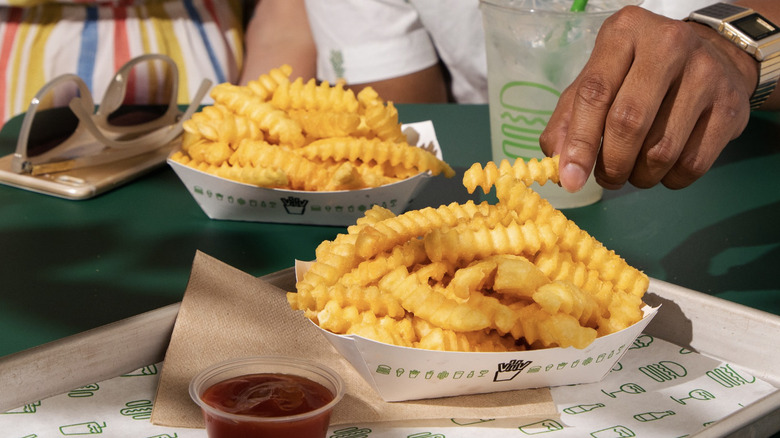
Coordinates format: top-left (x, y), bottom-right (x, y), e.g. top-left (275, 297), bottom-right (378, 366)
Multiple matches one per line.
top-left (1, 104), bottom-right (779, 358)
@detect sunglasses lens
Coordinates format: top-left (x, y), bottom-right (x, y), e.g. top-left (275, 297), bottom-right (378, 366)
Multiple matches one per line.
top-left (106, 57), bottom-right (176, 127)
top-left (27, 80), bottom-right (81, 157)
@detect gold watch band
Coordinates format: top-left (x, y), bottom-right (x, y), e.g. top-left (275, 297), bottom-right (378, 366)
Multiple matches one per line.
top-left (686, 2), bottom-right (780, 111)
top-left (751, 55), bottom-right (780, 110)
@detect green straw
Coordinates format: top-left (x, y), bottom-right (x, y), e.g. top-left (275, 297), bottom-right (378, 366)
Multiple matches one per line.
top-left (570, 0), bottom-right (588, 12)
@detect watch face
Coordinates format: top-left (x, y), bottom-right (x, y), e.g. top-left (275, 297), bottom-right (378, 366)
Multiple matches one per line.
top-left (732, 13), bottom-right (780, 40)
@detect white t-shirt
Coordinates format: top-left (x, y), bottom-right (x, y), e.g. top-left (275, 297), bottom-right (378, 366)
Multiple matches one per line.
top-left (304, 0), bottom-right (719, 103)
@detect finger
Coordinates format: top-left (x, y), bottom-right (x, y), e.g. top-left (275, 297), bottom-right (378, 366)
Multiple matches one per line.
top-left (661, 98), bottom-right (748, 189)
top-left (659, 110), bottom-right (719, 189)
top-left (558, 17), bottom-right (636, 192)
top-left (627, 40), bottom-right (713, 188)
top-left (627, 83), bottom-right (692, 188)
top-left (539, 85), bottom-right (575, 158)
top-left (639, 29), bottom-right (752, 189)
top-left (596, 20), bottom-right (692, 189)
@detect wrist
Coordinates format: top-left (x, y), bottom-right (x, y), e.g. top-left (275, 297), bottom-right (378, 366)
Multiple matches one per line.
top-left (687, 20), bottom-right (760, 99)
top-left (686, 2), bottom-right (780, 110)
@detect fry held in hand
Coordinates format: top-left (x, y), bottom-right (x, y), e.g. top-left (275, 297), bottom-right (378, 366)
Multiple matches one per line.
top-left (171, 65), bottom-right (452, 190)
top-left (289, 155), bottom-right (649, 352)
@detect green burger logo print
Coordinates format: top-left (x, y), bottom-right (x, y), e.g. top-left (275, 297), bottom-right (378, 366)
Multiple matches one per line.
top-left (499, 81), bottom-right (560, 161)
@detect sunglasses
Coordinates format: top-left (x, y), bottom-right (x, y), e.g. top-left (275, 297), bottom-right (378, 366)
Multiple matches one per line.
top-left (10, 54), bottom-right (211, 175)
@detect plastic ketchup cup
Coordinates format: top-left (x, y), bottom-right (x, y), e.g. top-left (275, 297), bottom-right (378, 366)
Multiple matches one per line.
top-left (189, 356), bottom-right (345, 438)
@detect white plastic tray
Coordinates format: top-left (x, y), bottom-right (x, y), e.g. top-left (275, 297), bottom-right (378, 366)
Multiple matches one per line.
top-left (1, 271), bottom-right (778, 437)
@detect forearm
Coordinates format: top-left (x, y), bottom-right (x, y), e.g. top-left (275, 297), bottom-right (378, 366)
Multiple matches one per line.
top-left (349, 65), bottom-right (449, 104)
top-left (240, 0), bottom-right (316, 85)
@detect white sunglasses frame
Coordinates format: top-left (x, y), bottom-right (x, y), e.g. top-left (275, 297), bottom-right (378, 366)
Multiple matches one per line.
top-left (12, 54), bottom-right (210, 175)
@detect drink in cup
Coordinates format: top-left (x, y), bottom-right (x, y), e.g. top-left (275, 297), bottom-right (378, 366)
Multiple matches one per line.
top-left (190, 356), bottom-right (344, 438)
top-left (480, 0), bottom-right (641, 208)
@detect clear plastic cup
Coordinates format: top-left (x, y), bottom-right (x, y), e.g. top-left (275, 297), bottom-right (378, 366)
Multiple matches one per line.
top-left (480, 0), bottom-right (642, 208)
top-left (190, 356), bottom-right (345, 438)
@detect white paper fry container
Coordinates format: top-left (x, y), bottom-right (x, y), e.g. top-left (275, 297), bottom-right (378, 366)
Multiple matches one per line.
top-left (168, 121), bottom-right (444, 226)
top-left (319, 307), bottom-right (657, 402)
top-left (294, 260), bottom-right (659, 402)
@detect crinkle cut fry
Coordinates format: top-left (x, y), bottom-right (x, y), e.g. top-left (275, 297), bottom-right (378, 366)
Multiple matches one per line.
top-left (533, 246), bottom-right (643, 334)
top-left (169, 150), bottom-right (189, 165)
top-left (325, 161), bottom-right (362, 191)
top-left (378, 266), bottom-right (491, 332)
top-left (180, 130), bottom-right (202, 152)
top-left (211, 162), bottom-right (288, 187)
top-left (288, 109), bottom-right (361, 139)
top-left (363, 101), bottom-right (405, 142)
top-left (412, 317), bottom-right (522, 352)
top-left (246, 64), bottom-right (293, 100)
top-left (509, 302), bottom-right (597, 349)
top-left (172, 151), bottom-right (286, 188)
top-left (495, 176), bottom-right (649, 297)
top-left (230, 139), bottom-right (330, 191)
top-left (340, 238), bottom-right (427, 288)
top-left (555, 223), bottom-right (647, 297)
top-left (304, 282), bottom-right (406, 319)
top-left (424, 218), bottom-right (558, 266)
top-left (291, 207), bottom-right (401, 313)
top-left (533, 245), bottom-right (615, 308)
top-left (379, 266), bottom-right (518, 334)
top-left (183, 139), bottom-right (233, 166)
top-left (290, 233), bottom-right (359, 309)
top-left (272, 76), bottom-right (360, 113)
top-left (357, 86), bottom-right (384, 109)
top-left (315, 301), bottom-right (416, 347)
top-left (491, 254), bottom-right (551, 300)
top-left (532, 281), bottom-right (602, 329)
top-left (348, 314), bottom-right (418, 348)
top-left (558, 227), bottom-right (648, 297)
top-left (379, 162), bottom-right (424, 181)
top-left (348, 204), bottom-right (397, 234)
top-left (462, 155), bottom-right (560, 195)
top-left (210, 82), bottom-right (305, 147)
top-left (299, 137), bottom-right (455, 178)
top-left (183, 105), bottom-right (264, 145)
top-left (292, 204), bottom-right (395, 309)
top-left (355, 87), bottom-right (405, 142)
top-left (354, 200), bottom-right (492, 260)
top-left (446, 258), bottom-right (498, 301)
top-left (411, 260), bottom-right (452, 285)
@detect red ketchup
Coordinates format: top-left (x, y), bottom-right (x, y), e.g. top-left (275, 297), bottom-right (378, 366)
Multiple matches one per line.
top-left (200, 373), bottom-right (336, 438)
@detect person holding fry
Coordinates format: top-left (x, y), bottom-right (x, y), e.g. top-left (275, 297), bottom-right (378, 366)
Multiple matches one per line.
top-left (301, 0), bottom-right (780, 192)
top-left (543, 0), bottom-right (780, 193)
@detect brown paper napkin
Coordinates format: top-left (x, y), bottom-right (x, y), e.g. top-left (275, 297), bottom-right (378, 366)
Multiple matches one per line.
top-left (151, 251), bottom-right (556, 428)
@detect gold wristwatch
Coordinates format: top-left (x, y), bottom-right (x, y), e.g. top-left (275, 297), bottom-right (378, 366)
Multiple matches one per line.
top-left (688, 2), bottom-right (780, 110)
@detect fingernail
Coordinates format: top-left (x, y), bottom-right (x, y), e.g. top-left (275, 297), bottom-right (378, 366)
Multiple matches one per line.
top-left (561, 163), bottom-right (588, 193)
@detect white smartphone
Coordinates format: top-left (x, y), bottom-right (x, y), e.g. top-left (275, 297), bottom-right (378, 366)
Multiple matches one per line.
top-left (0, 144), bottom-right (175, 200)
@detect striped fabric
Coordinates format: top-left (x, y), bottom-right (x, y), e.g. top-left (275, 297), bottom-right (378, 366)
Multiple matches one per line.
top-left (0, 0), bottom-right (245, 123)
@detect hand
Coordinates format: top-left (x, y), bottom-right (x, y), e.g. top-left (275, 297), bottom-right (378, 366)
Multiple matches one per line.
top-left (539, 6), bottom-right (759, 192)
